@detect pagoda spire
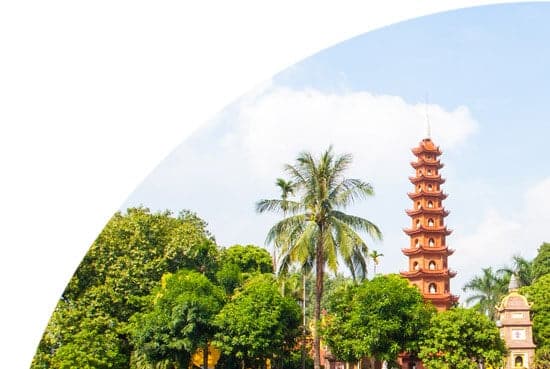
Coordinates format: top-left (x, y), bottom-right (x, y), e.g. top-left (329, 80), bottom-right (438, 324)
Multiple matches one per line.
top-left (400, 137), bottom-right (458, 311)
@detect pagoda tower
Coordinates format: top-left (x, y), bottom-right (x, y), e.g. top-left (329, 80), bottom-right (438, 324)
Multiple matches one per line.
top-left (401, 138), bottom-right (458, 311)
top-left (496, 275), bottom-right (536, 369)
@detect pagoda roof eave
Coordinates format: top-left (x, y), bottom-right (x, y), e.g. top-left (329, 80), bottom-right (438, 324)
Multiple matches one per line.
top-left (411, 161), bottom-right (444, 169)
top-left (411, 147), bottom-right (443, 156)
top-left (424, 294), bottom-right (460, 303)
top-left (400, 269), bottom-right (457, 278)
top-left (403, 226), bottom-right (453, 236)
top-left (407, 191), bottom-right (448, 200)
top-left (402, 246), bottom-right (455, 256)
top-left (409, 175), bottom-right (445, 183)
top-left (411, 139), bottom-right (443, 155)
top-left (405, 208), bottom-right (450, 217)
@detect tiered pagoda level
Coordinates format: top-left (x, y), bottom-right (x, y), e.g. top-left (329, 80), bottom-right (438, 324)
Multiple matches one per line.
top-left (401, 138), bottom-right (458, 311)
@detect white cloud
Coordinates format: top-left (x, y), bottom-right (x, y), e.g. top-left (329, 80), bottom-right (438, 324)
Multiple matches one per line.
top-left (228, 85), bottom-right (478, 183)
top-left (453, 177), bottom-right (550, 300)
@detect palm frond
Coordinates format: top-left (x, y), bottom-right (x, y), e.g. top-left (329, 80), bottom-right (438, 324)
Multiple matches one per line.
top-left (330, 210), bottom-right (383, 240)
top-left (323, 231), bottom-right (338, 273)
top-left (265, 214), bottom-right (307, 246)
top-left (289, 221), bottom-right (318, 265)
top-left (332, 217), bottom-right (369, 280)
top-left (256, 199), bottom-right (302, 214)
top-left (349, 247), bottom-right (368, 281)
top-left (326, 152), bottom-right (352, 189)
top-left (329, 178), bottom-right (375, 208)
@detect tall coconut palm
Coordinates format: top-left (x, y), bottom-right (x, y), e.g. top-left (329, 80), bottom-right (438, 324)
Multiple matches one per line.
top-left (369, 250), bottom-right (384, 276)
top-left (462, 267), bottom-right (508, 320)
top-left (256, 147), bottom-right (382, 369)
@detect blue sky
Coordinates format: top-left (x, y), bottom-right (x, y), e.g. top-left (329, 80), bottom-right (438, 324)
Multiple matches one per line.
top-left (124, 3), bottom-right (550, 298)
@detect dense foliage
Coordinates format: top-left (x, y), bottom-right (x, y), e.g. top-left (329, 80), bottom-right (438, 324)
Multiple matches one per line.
top-left (31, 208), bottom-right (304, 369)
top-left (32, 208), bottom-right (217, 369)
top-left (130, 270), bottom-right (226, 369)
top-left (322, 275), bottom-right (434, 365)
top-left (464, 241), bottom-right (549, 367)
top-left (29, 192), bottom-right (549, 369)
top-left (418, 308), bottom-right (507, 369)
top-left (214, 274), bottom-right (301, 369)
top-left (522, 274), bottom-right (550, 369)
top-left (220, 244), bottom-right (273, 275)
top-left (532, 242), bottom-right (550, 281)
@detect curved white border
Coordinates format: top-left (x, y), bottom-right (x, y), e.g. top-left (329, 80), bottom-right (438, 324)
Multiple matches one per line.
top-left (0, 1), bottom-right (536, 368)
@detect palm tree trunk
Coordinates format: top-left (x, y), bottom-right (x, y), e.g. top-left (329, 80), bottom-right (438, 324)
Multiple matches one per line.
top-left (302, 272), bottom-right (307, 369)
top-left (203, 342), bottom-right (209, 369)
top-left (313, 230), bottom-right (325, 369)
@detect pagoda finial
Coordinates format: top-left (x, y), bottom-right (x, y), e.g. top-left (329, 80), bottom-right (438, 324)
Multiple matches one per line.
top-left (508, 274), bottom-right (519, 292)
top-left (425, 93), bottom-right (431, 139)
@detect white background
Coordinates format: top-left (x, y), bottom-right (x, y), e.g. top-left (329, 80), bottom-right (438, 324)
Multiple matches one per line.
top-left (0, 1), bottom-right (534, 367)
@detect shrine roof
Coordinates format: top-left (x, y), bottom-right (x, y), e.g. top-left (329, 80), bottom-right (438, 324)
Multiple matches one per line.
top-left (496, 291), bottom-right (532, 312)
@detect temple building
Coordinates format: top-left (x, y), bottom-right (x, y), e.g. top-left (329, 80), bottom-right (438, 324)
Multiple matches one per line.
top-left (496, 275), bottom-right (536, 369)
top-left (397, 137), bottom-right (459, 369)
top-left (401, 137), bottom-right (458, 311)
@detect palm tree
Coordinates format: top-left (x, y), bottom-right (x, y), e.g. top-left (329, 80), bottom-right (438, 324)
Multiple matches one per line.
top-left (462, 267), bottom-right (508, 320)
top-left (369, 250), bottom-right (384, 276)
top-left (498, 254), bottom-right (534, 287)
top-left (256, 147), bottom-right (382, 369)
top-left (274, 178), bottom-right (295, 270)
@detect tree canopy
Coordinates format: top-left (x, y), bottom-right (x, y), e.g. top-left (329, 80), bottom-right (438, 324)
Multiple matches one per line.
top-left (32, 208), bottom-right (217, 369)
top-left (322, 274), bottom-right (434, 365)
top-left (214, 274), bottom-right (301, 369)
top-left (418, 308), bottom-right (507, 369)
top-left (522, 274), bottom-right (550, 369)
top-left (220, 244), bottom-right (273, 275)
top-left (532, 242), bottom-right (550, 281)
top-left (130, 270), bottom-right (226, 369)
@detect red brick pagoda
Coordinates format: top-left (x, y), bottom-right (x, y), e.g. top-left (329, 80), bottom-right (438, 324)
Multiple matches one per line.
top-left (401, 138), bottom-right (458, 311)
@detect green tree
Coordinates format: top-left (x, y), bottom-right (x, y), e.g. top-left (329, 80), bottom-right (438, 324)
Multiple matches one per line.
top-left (215, 244), bottom-right (273, 295)
top-left (322, 275), bottom-right (434, 366)
top-left (130, 270), bottom-right (226, 369)
top-left (522, 274), bottom-right (550, 369)
top-left (419, 308), bottom-right (507, 369)
top-left (462, 267), bottom-right (508, 320)
top-left (31, 208), bottom-right (217, 369)
top-left (256, 147), bottom-right (382, 369)
top-left (369, 250), bottom-right (383, 277)
top-left (221, 244), bottom-right (273, 275)
top-left (214, 274), bottom-right (301, 369)
top-left (532, 242), bottom-right (550, 281)
top-left (216, 262), bottom-right (244, 295)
